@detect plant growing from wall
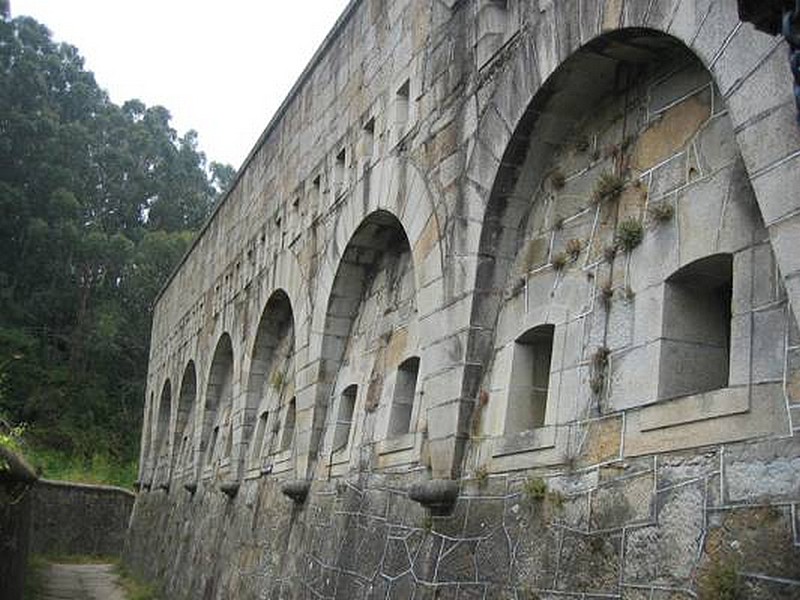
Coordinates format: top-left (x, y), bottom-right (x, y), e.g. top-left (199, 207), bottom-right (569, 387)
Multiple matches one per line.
top-left (474, 464), bottom-right (489, 488)
top-left (648, 201), bottom-right (674, 224)
top-left (603, 244), bottom-right (617, 263)
top-left (616, 218), bottom-right (644, 251)
top-left (565, 238), bottom-right (583, 261)
top-left (698, 558), bottom-right (743, 600)
top-left (591, 172), bottom-right (625, 204)
top-left (551, 252), bottom-right (568, 271)
top-left (270, 370), bottom-right (285, 390)
top-left (523, 477), bottom-right (548, 502)
top-left (600, 282), bottom-right (614, 308)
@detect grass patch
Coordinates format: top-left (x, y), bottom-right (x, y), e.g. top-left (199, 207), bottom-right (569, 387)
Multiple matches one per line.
top-left (116, 562), bottom-right (159, 600)
top-left (23, 555), bottom-right (47, 599)
top-left (23, 445), bottom-right (137, 489)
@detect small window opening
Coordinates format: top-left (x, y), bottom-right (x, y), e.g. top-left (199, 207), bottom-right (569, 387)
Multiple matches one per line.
top-left (362, 118), bottom-right (375, 159)
top-left (658, 254), bottom-right (732, 400)
top-left (506, 325), bottom-right (554, 434)
top-left (395, 80), bottom-right (410, 134)
top-left (251, 411), bottom-right (269, 463)
top-left (311, 174), bottom-right (321, 207)
top-left (280, 398), bottom-right (296, 451)
top-left (388, 357), bottom-right (420, 437)
top-left (223, 423), bottom-right (232, 458)
top-left (207, 426), bottom-right (219, 464)
top-left (334, 148), bottom-right (346, 197)
top-left (333, 384), bottom-right (357, 451)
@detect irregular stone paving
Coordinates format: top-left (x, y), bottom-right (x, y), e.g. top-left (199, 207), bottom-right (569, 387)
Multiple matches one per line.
top-left (40, 563), bottom-right (127, 600)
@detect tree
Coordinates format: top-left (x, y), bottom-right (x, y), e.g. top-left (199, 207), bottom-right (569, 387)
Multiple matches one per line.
top-left (0, 14), bottom-right (234, 470)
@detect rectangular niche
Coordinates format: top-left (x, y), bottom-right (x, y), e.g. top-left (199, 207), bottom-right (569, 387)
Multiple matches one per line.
top-left (505, 324), bottom-right (554, 434)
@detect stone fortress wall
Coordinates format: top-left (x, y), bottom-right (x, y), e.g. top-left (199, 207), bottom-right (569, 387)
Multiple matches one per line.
top-left (125, 1), bottom-right (800, 598)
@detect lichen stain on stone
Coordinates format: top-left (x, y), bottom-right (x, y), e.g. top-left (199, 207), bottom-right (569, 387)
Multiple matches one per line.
top-left (413, 217), bottom-right (439, 264)
top-left (577, 416), bottom-right (622, 468)
top-left (632, 93), bottom-right (711, 171)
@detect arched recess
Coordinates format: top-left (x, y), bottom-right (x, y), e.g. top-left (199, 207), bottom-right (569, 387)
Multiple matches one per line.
top-left (469, 28), bottom-right (726, 395)
top-left (467, 26), bottom-right (789, 465)
top-left (241, 290), bottom-right (295, 475)
top-left (152, 380), bottom-right (172, 486)
top-left (313, 209), bottom-right (418, 466)
top-left (202, 333), bottom-right (234, 477)
top-left (172, 361), bottom-right (197, 478)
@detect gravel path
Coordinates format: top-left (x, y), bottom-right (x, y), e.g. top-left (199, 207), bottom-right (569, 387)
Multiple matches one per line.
top-left (39, 563), bottom-right (127, 600)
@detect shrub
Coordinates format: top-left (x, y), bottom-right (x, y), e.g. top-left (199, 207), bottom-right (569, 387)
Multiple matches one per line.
top-left (551, 252), bottom-right (568, 271)
top-left (565, 238), bottom-right (583, 261)
top-left (591, 172), bottom-right (625, 204)
top-left (616, 218), bottom-right (644, 251)
top-left (523, 477), bottom-right (548, 501)
top-left (648, 201), bottom-right (674, 224)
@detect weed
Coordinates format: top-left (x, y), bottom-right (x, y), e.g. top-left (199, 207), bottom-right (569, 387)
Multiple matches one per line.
top-left (421, 514), bottom-right (433, 532)
top-left (591, 172), bottom-right (625, 205)
top-left (603, 244), bottom-right (617, 263)
top-left (116, 562), bottom-right (159, 600)
top-left (551, 252), bottom-right (568, 271)
top-left (698, 558), bottom-right (743, 600)
top-left (616, 218), bottom-right (644, 252)
top-left (475, 464), bottom-right (489, 488)
top-left (589, 374), bottom-right (605, 395)
top-left (592, 346), bottom-right (611, 369)
top-left (553, 217), bottom-right (564, 231)
top-left (551, 169), bottom-right (566, 190)
top-left (600, 282), bottom-right (613, 307)
top-left (648, 201), bottom-right (674, 224)
top-left (565, 238), bottom-right (583, 261)
top-left (523, 477), bottom-right (548, 502)
top-left (270, 370), bottom-right (285, 390)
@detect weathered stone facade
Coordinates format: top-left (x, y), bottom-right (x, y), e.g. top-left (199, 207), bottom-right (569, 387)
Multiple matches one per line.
top-left (126, 1), bottom-right (800, 597)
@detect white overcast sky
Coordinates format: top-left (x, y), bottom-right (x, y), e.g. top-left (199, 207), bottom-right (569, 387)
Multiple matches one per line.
top-left (11, 0), bottom-right (352, 169)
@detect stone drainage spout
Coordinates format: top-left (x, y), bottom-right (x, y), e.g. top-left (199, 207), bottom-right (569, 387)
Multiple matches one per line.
top-left (407, 479), bottom-right (460, 516)
top-left (281, 479), bottom-right (311, 505)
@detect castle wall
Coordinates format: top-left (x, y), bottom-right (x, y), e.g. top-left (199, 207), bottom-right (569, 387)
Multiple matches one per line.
top-left (126, 1), bottom-right (800, 597)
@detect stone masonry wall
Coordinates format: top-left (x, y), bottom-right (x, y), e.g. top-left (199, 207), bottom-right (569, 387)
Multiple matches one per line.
top-left (31, 479), bottom-right (134, 557)
top-left (126, 0), bottom-right (800, 598)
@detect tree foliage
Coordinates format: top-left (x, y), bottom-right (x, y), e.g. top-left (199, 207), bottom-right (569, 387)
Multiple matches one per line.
top-left (0, 12), bottom-right (232, 472)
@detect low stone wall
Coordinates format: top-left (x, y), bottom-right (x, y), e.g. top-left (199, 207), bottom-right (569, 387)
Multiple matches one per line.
top-left (31, 479), bottom-right (135, 557)
top-left (0, 447), bottom-right (37, 600)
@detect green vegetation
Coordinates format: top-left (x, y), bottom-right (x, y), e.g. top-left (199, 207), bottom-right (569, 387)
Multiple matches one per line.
top-left (116, 562), bottom-right (159, 600)
top-left (0, 12), bottom-right (234, 486)
top-left (523, 477), bottom-right (548, 501)
top-left (616, 218), bottom-right (644, 251)
top-left (591, 172), bottom-right (625, 204)
top-left (698, 558), bottom-right (743, 600)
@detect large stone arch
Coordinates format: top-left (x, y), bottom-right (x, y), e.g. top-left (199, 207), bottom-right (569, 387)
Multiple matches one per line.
top-left (200, 332), bottom-right (235, 482)
top-left (239, 289), bottom-right (295, 479)
top-left (466, 20), bottom-right (792, 475)
top-left (309, 209), bottom-right (419, 475)
top-left (172, 360), bottom-right (197, 482)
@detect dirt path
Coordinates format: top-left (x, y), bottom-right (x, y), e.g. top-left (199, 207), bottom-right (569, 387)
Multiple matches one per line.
top-left (39, 562), bottom-right (128, 600)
